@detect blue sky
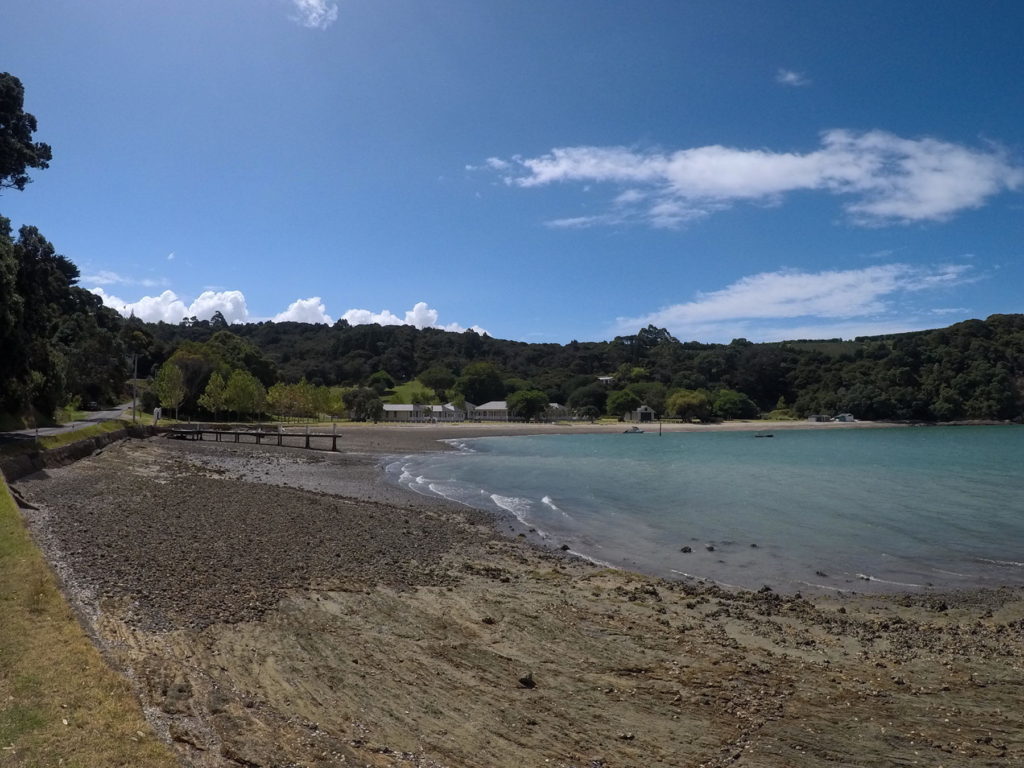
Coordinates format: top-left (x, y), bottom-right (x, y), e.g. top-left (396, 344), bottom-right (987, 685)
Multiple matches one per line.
top-left (3, 0), bottom-right (1023, 343)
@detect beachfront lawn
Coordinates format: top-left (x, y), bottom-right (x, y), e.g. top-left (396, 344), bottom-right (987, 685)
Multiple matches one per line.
top-left (0, 478), bottom-right (179, 766)
top-left (387, 380), bottom-right (437, 404)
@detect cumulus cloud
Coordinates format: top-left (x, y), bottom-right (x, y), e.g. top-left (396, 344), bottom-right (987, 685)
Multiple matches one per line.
top-left (90, 288), bottom-right (249, 324)
top-left (290, 0), bottom-right (338, 29)
top-left (341, 301), bottom-right (488, 335)
top-left (483, 130), bottom-right (1023, 228)
top-left (273, 297), bottom-right (333, 324)
top-left (91, 288), bottom-right (187, 324)
top-left (615, 263), bottom-right (976, 342)
top-left (189, 290), bottom-right (249, 324)
top-left (341, 307), bottom-right (404, 326)
top-left (776, 68), bottom-right (811, 87)
top-left (87, 287), bottom-right (486, 334)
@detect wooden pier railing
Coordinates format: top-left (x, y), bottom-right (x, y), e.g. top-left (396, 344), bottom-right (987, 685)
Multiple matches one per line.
top-left (162, 425), bottom-right (341, 452)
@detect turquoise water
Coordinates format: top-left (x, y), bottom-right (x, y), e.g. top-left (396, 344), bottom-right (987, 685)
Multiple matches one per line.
top-left (387, 426), bottom-right (1024, 594)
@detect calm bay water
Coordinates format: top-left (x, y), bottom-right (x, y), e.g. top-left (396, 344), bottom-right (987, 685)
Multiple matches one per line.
top-left (387, 426), bottom-right (1024, 594)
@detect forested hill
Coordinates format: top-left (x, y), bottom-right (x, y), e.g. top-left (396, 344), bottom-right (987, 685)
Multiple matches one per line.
top-left (137, 313), bottom-right (1024, 422)
top-left (3, 70), bottom-right (1022, 425)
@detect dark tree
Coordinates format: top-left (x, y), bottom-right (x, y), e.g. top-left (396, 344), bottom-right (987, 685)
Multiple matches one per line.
top-left (507, 389), bottom-right (549, 421)
top-left (0, 73), bottom-right (52, 191)
top-left (343, 387), bottom-right (383, 421)
top-left (606, 389), bottom-right (642, 419)
top-left (455, 362), bottom-right (505, 404)
top-left (368, 369), bottom-right (395, 394)
top-left (418, 365), bottom-right (455, 400)
top-left (567, 382), bottom-right (608, 414)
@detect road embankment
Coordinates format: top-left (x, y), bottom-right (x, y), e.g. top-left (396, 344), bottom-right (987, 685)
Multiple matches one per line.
top-left (0, 423), bottom-right (155, 482)
top-left (0, 473), bottom-right (179, 766)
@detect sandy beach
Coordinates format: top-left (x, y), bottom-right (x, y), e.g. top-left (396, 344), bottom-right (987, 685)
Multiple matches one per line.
top-left (292, 417), bottom-right (902, 453)
top-left (13, 424), bottom-right (1024, 767)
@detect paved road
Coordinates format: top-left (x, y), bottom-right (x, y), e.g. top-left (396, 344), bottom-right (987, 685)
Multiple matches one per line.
top-left (0, 402), bottom-right (137, 443)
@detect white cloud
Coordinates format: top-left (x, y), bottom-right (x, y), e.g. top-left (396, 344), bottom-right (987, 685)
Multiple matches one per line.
top-left (485, 131), bottom-right (1023, 228)
top-left (89, 288), bottom-right (249, 324)
top-left (290, 0), bottom-right (338, 29)
top-left (546, 215), bottom-right (613, 229)
top-left (776, 68), bottom-right (811, 87)
top-left (82, 270), bottom-right (165, 288)
top-left (342, 301), bottom-right (488, 335)
top-left (340, 307), bottom-right (404, 326)
top-left (167, 252), bottom-right (175, 261)
top-left (91, 288), bottom-right (188, 324)
top-left (404, 301), bottom-right (439, 329)
top-left (273, 296), bottom-right (333, 324)
top-left (82, 270), bottom-right (126, 286)
top-left (189, 290), bottom-right (250, 324)
top-left (615, 263), bottom-right (976, 342)
top-left (87, 287), bottom-right (487, 334)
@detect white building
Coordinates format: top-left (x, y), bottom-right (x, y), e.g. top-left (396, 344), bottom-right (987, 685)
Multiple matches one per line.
top-left (381, 403), bottom-right (467, 422)
top-left (624, 404), bottom-right (657, 423)
top-left (465, 400), bottom-right (570, 422)
top-left (473, 400), bottom-right (509, 421)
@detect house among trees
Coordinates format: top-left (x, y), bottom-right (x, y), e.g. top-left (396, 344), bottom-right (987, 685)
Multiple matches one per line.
top-left (625, 404), bottom-right (657, 423)
top-left (833, 412), bottom-right (856, 422)
top-left (807, 414), bottom-right (831, 422)
top-left (473, 401), bottom-right (510, 421)
top-left (546, 402), bottom-right (570, 419)
top-left (470, 400), bottom-right (569, 422)
top-left (381, 403), bottom-right (466, 422)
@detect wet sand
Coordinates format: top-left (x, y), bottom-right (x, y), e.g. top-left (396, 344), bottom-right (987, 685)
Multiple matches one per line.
top-left (292, 417), bottom-right (901, 454)
top-left (13, 426), bottom-right (1024, 767)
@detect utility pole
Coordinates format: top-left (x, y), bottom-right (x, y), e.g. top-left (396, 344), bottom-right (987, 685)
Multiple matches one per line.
top-left (131, 352), bottom-right (138, 424)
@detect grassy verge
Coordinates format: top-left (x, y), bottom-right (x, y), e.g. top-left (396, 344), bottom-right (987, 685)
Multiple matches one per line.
top-left (36, 421), bottom-right (129, 451)
top-left (0, 421), bottom-right (131, 459)
top-left (0, 478), bottom-right (180, 766)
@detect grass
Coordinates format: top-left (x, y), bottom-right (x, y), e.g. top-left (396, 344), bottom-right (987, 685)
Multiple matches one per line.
top-left (0, 478), bottom-right (180, 766)
top-left (387, 380), bottom-right (436, 404)
top-left (0, 421), bottom-right (132, 459)
top-left (37, 421), bottom-right (129, 451)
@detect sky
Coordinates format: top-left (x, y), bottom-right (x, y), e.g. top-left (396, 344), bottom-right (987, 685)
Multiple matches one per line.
top-left (2, 0), bottom-right (1023, 343)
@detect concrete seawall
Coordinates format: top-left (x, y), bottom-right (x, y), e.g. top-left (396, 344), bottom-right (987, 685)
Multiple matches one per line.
top-left (0, 425), bottom-right (156, 482)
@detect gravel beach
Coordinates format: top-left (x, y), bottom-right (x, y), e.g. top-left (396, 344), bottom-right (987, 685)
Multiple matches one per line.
top-left (13, 426), bottom-right (1024, 767)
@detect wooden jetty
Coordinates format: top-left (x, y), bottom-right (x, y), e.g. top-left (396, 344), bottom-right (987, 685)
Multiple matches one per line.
top-left (163, 425), bottom-right (341, 452)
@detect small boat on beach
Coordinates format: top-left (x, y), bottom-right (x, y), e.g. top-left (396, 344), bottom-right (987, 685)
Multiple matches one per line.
top-left (623, 426), bottom-right (644, 433)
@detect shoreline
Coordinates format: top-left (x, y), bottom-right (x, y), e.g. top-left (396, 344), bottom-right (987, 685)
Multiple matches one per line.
top-left (13, 432), bottom-right (1024, 766)
top-left (369, 421), bottom-right (1022, 598)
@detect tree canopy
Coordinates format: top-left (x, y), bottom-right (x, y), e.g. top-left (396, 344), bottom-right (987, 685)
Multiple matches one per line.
top-left (507, 389), bottom-right (549, 421)
top-left (0, 73), bottom-right (52, 191)
top-left (606, 389), bottom-right (642, 419)
top-left (153, 363), bottom-right (186, 418)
